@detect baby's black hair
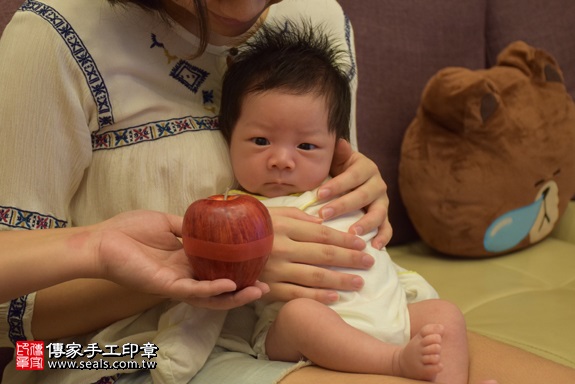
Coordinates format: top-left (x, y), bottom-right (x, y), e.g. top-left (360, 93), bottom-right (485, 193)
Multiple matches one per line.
top-left (219, 20), bottom-right (351, 143)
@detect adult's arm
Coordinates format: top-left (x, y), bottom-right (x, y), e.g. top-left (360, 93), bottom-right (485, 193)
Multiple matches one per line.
top-left (0, 11), bottom-right (149, 344)
top-left (0, 11), bottom-right (181, 344)
top-left (1, 211), bottom-right (268, 337)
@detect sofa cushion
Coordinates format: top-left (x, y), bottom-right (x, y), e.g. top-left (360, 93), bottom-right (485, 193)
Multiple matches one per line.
top-left (338, 0), bottom-right (487, 244)
top-left (390, 226), bottom-right (575, 369)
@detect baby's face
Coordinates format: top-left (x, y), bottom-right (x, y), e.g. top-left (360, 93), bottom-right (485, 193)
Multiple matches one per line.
top-left (229, 90), bottom-right (336, 197)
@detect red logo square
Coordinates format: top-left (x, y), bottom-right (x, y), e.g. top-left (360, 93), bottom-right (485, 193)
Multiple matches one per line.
top-left (15, 341), bottom-right (44, 370)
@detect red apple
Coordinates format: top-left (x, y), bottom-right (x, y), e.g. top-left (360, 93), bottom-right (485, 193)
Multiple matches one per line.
top-left (182, 194), bottom-right (273, 290)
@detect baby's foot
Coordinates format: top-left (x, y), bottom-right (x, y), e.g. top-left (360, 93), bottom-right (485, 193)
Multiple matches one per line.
top-left (393, 324), bottom-right (444, 381)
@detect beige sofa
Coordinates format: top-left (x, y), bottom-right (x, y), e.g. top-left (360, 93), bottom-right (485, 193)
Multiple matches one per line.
top-left (338, 0), bottom-right (575, 369)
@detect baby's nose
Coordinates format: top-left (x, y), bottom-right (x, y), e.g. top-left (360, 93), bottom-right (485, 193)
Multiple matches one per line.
top-left (269, 149), bottom-right (295, 170)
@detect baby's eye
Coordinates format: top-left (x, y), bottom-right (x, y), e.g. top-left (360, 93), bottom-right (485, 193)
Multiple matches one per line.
top-left (298, 143), bottom-right (317, 150)
top-left (252, 137), bottom-right (269, 146)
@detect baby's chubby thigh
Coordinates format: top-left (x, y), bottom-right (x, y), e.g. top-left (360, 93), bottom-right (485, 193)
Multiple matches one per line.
top-left (328, 246), bottom-right (411, 346)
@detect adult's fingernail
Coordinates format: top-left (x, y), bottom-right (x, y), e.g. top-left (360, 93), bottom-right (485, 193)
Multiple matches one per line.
top-left (321, 207), bottom-right (334, 220)
top-left (352, 277), bottom-right (364, 289)
top-left (362, 254), bottom-right (375, 268)
top-left (353, 238), bottom-right (366, 250)
top-left (318, 188), bottom-right (331, 200)
top-left (327, 291), bottom-right (340, 302)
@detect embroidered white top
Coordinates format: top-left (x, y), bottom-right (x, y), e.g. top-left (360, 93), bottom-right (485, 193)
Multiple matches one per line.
top-left (0, 0), bottom-right (357, 370)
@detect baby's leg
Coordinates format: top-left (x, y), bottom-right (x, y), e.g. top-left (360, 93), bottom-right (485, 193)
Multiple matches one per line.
top-left (265, 297), bottom-right (443, 380)
top-left (408, 299), bottom-right (469, 384)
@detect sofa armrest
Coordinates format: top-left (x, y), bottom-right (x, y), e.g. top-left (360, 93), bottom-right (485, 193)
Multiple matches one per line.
top-left (551, 201), bottom-right (575, 244)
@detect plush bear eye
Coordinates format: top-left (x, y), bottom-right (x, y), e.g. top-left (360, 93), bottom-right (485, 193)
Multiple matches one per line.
top-left (544, 65), bottom-right (563, 83)
top-left (480, 93), bottom-right (498, 123)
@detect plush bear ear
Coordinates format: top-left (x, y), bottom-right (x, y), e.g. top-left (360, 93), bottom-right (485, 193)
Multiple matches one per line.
top-left (497, 40), bottom-right (564, 84)
top-left (421, 67), bottom-right (499, 134)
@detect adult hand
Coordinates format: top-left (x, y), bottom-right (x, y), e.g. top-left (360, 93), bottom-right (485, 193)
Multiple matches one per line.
top-left (318, 139), bottom-right (392, 249)
top-left (260, 207), bottom-right (375, 304)
top-left (93, 210), bottom-right (269, 310)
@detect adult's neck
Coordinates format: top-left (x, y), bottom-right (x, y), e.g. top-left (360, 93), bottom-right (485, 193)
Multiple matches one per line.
top-left (163, 1), bottom-right (270, 47)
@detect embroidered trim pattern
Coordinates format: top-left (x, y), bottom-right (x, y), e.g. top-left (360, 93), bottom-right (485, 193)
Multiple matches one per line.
top-left (91, 115), bottom-right (219, 151)
top-left (150, 33), bottom-right (178, 64)
top-left (149, 33), bottom-right (211, 93)
top-left (20, 0), bottom-right (114, 129)
top-left (0, 206), bottom-right (67, 230)
top-left (8, 296), bottom-right (28, 345)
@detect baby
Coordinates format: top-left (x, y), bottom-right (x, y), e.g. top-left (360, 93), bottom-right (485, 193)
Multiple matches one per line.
top-left (218, 21), bottom-right (496, 384)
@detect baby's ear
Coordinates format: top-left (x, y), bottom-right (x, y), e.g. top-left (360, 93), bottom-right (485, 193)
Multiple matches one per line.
top-left (421, 67), bottom-right (499, 134)
top-left (497, 40), bottom-right (564, 84)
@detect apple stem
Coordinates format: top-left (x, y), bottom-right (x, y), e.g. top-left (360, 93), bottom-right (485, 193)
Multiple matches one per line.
top-left (224, 187), bottom-right (230, 201)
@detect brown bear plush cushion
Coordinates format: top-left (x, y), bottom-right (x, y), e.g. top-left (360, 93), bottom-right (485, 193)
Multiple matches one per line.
top-left (399, 41), bottom-right (575, 257)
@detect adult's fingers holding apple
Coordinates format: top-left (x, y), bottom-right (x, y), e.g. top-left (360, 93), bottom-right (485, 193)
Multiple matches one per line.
top-left (181, 280), bottom-right (270, 310)
top-left (168, 278), bottom-right (236, 298)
